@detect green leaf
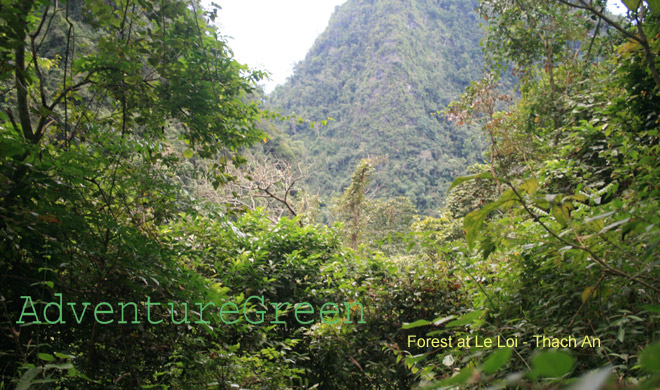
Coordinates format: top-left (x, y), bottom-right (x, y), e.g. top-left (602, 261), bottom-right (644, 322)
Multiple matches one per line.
top-left (642, 304), bottom-right (660, 314)
top-left (640, 343), bottom-right (660, 373)
top-left (481, 347), bottom-right (512, 374)
top-left (464, 201), bottom-right (501, 247)
top-left (599, 218), bottom-right (630, 234)
top-left (497, 188), bottom-right (517, 209)
top-left (429, 367), bottom-right (474, 387)
top-left (581, 286), bottom-right (597, 303)
top-left (585, 211), bottom-right (616, 223)
top-left (126, 75), bottom-right (142, 84)
top-left (480, 236), bottom-right (496, 260)
top-left (551, 206), bottom-right (566, 226)
top-left (43, 363), bottom-right (74, 370)
top-left (621, 0), bottom-right (641, 10)
top-left (405, 354), bottom-right (426, 367)
top-left (37, 353), bottom-right (56, 362)
top-left (621, 220), bottom-right (643, 238)
top-left (551, 202), bottom-right (574, 227)
top-left (520, 177), bottom-right (539, 195)
top-left (183, 149), bottom-right (194, 159)
top-left (432, 315), bottom-right (455, 325)
top-left (449, 171), bottom-right (493, 191)
top-left (16, 367), bottom-right (40, 390)
top-left (446, 310), bottom-right (484, 328)
top-left (529, 350), bottom-right (575, 379)
top-left (402, 319), bottom-right (430, 329)
top-left (617, 327), bottom-right (625, 343)
top-left (648, 0), bottom-right (660, 13)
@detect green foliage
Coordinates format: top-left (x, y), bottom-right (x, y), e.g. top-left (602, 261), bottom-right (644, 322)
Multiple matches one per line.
top-left (334, 158), bottom-right (378, 250)
top-left (3, 0), bottom-right (660, 388)
top-left (361, 196), bottom-right (416, 254)
top-left (480, 347), bottom-right (512, 375)
top-left (333, 158), bottom-right (417, 254)
top-left (529, 350), bottom-right (576, 379)
top-left (397, 1), bottom-right (660, 388)
top-left (478, 0), bottom-right (591, 78)
top-left (0, 0), bottom-right (268, 387)
top-left (270, 0), bottom-right (486, 214)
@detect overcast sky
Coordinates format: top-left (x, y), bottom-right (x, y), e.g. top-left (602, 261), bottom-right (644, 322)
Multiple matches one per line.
top-left (214, 0), bottom-right (347, 93)
top-left (211, 0), bottom-right (627, 94)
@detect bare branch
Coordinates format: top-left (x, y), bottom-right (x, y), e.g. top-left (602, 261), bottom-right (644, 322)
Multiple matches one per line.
top-left (194, 157), bottom-right (309, 225)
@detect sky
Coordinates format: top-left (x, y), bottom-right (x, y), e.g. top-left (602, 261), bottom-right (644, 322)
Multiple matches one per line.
top-left (213, 0), bottom-right (347, 93)
top-left (211, 0), bottom-right (627, 94)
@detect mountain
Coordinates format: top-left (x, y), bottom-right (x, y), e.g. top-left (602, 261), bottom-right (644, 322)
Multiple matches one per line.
top-left (269, 0), bottom-right (486, 214)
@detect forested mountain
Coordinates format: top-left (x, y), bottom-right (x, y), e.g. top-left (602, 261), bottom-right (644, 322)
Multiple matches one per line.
top-left (270, 0), bottom-right (485, 213)
top-left (2, 0), bottom-right (660, 389)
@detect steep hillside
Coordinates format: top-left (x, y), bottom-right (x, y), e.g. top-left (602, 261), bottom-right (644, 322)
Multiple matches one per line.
top-left (270, 0), bottom-right (485, 213)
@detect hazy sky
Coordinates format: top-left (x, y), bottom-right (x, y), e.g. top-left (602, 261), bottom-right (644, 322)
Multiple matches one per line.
top-left (212, 0), bottom-right (627, 94)
top-left (214, 0), bottom-right (347, 93)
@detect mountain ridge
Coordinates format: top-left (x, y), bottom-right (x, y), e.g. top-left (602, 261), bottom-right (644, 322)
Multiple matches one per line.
top-left (270, 0), bottom-right (486, 213)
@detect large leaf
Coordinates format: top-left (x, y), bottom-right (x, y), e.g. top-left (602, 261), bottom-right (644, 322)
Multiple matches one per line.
top-left (529, 350), bottom-right (575, 379)
top-left (481, 347), bottom-right (512, 374)
top-left (16, 367), bottom-right (40, 390)
top-left (581, 286), bottom-right (597, 303)
top-left (464, 201), bottom-right (502, 247)
top-left (448, 171), bottom-right (493, 191)
top-left (423, 366), bottom-right (474, 388)
top-left (648, 0), bottom-right (660, 13)
top-left (463, 187), bottom-right (517, 247)
top-left (621, 0), bottom-right (641, 10)
top-left (640, 343), bottom-right (660, 373)
top-left (551, 205), bottom-right (568, 227)
top-left (642, 304), bottom-right (660, 314)
top-left (520, 177), bottom-right (539, 195)
top-left (37, 353), bottom-right (56, 362)
top-left (402, 319), bottom-right (430, 329)
top-left (446, 310), bottom-right (484, 328)
top-left (405, 354), bottom-right (427, 368)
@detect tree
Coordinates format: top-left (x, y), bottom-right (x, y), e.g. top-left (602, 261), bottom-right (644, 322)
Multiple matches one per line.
top-left (554, 0), bottom-right (660, 91)
top-left (334, 158), bottom-right (380, 250)
top-left (445, 73), bottom-right (512, 190)
top-left (478, 0), bottom-right (592, 94)
top-left (195, 157), bottom-right (311, 224)
top-left (0, 0), bottom-right (266, 386)
top-left (401, 1), bottom-right (660, 388)
top-left (1, 0), bottom-right (264, 173)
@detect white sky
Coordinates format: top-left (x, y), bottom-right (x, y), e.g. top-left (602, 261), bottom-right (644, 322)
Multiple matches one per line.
top-left (213, 0), bottom-right (347, 93)
top-left (608, 0), bottom-right (628, 14)
top-left (209, 0), bottom-right (627, 94)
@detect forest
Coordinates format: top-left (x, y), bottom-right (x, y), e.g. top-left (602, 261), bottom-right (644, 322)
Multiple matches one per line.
top-left (0, 0), bottom-right (659, 389)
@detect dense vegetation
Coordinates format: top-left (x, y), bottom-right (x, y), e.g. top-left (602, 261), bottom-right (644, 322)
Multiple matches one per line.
top-left (1, 0), bottom-right (659, 389)
top-left (269, 0), bottom-right (487, 214)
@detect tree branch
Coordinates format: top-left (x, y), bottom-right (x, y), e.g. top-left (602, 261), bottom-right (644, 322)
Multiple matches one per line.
top-left (505, 181), bottom-right (660, 293)
top-left (555, 0), bottom-right (642, 44)
top-left (15, 42), bottom-right (33, 140)
top-left (555, 0), bottom-right (660, 91)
